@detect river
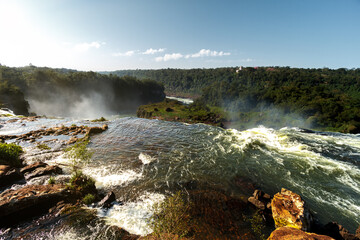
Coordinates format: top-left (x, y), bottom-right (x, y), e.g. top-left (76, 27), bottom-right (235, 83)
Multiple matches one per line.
top-left (0, 113), bottom-right (359, 238)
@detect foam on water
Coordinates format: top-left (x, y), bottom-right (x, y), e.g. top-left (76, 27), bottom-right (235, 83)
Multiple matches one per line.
top-left (139, 152), bottom-right (156, 164)
top-left (84, 168), bottom-right (143, 189)
top-left (96, 192), bottom-right (165, 236)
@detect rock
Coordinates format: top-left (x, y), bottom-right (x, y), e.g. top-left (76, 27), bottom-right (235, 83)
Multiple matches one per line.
top-left (323, 222), bottom-right (359, 240)
top-left (20, 161), bottom-right (48, 174)
top-left (271, 188), bottom-right (313, 231)
top-left (248, 189), bottom-right (272, 210)
top-left (0, 165), bottom-right (23, 187)
top-left (86, 125), bottom-right (108, 135)
top-left (248, 196), bottom-right (266, 210)
top-left (0, 184), bottom-right (69, 226)
top-left (97, 191), bottom-right (117, 208)
top-left (357, 225), bottom-right (360, 239)
top-left (268, 227), bottom-right (334, 240)
top-left (67, 137), bottom-right (78, 144)
top-left (24, 165), bottom-right (62, 180)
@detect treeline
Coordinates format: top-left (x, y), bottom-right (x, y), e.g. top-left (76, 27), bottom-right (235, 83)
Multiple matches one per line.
top-left (106, 68), bottom-right (236, 97)
top-left (109, 67), bottom-right (360, 133)
top-left (0, 65), bottom-right (165, 117)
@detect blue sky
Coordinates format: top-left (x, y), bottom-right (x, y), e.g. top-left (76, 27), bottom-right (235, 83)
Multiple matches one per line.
top-left (0, 0), bottom-right (359, 71)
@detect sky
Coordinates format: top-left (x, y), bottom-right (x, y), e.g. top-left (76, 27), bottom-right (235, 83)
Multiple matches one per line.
top-left (0, 0), bottom-right (359, 71)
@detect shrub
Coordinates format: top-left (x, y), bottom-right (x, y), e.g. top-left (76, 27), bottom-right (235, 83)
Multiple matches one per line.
top-left (149, 191), bottom-right (193, 238)
top-left (64, 139), bottom-right (93, 171)
top-left (37, 143), bottom-right (51, 150)
top-left (48, 176), bottom-right (56, 184)
top-left (91, 116), bottom-right (107, 122)
top-left (68, 170), bottom-right (96, 195)
top-left (82, 193), bottom-right (96, 205)
top-left (0, 143), bottom-right (23, 167)
top-left (249, 210), bottom-right (267, 240)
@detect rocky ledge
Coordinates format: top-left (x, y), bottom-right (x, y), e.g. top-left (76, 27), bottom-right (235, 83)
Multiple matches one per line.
top-left (247, 188), bottom-right (360, 240)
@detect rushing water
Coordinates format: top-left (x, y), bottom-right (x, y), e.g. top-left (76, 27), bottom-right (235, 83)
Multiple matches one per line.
top-left (1, 114), bottom-right (360, 237)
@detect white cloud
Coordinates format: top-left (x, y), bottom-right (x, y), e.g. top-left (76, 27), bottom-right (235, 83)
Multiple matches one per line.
top-left (142, 48), bottom-right (165, 55)
top-left (155, 53), bottom-right (183, 62)
top-left (74, 41), bottom-right (105, 52)
top-left (186, 49), bottom-right (231, 58)
top-left (112, 50), bottom-right (136, 57)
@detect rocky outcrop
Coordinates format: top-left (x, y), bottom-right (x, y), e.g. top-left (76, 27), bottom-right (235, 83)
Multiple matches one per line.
top-left (248, 189), bottom-right (272, 210)
top-left (0, 184), bottom-right (69, 226)
top-left (0, 124), bottom-right (108, 143)
top-left (0, 165), bottom-right (23, 187)
top-left (24, 164), bottom-right (62, 180)
top-left (271, 188), bottom-right (313, 231)
top-left (97, 191), bottom-right (117, 208)
top-left (267, 227), bottom-right (334, 240)
top-left (20, 161), bottom-right (48, 174)
top-left (86, 124), bottom-right (108, 136)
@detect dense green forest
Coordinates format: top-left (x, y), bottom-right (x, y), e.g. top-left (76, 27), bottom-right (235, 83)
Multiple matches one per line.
top-left (0, 65), bottom-right (165, 117)
top-left (110, 67), bottom-right (360, 133)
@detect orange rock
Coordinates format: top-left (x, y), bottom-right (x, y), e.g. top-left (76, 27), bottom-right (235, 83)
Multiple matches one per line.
top-left (271, 188), bottom-right (313, 231)
top-left (267, 227), bottom-right (334, 240)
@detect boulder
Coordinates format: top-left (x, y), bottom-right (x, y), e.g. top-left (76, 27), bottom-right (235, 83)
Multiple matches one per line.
top-left (0, 184), bottom-right (69, 226)
top-left (97, 191), bottom-right (117, 208)
top-left (0, 165), bottom-right (23, 187)
top-left (24, 165), bottom-right (62, 180)
top-left (271, 188), bottom-right (313, 231)
top-left (268, 227), bottom-right (334, 240)
top-left (248, 189), bottom-right (272, 210)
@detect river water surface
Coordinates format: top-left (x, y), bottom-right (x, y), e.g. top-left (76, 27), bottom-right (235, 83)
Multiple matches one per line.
top-left (1, 114), bottom-right (359, 238)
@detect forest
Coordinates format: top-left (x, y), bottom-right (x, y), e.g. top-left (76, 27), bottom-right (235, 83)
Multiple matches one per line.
top-left (110, 67), bottom-right (360, 133)
top-left (0, 65), bottom-right (165, 117)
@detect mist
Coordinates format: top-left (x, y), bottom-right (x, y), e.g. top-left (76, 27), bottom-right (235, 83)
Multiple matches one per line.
top-left (223, 99), bottom-right (312, 130)
top-left (23, 71), bottom-right (165, 119)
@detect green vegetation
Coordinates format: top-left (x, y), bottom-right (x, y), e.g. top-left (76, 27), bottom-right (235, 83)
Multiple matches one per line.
top-left (0, 65), bottom-right (165, 116)
top-left (113, 67), bottom-right (360, 133)
top-left (149, 191), bottom-right (193, 239)
top-left (48, 176), bottom-right (56, 185)
top-left (67, 170), bottom-right (96, 195)
top-left (249, 211), bottom-right (267, 240)
top-left (64, 139), bottom-right (93, 171)
top-left (82, 193), bottom-right (96, 205)
top-left (0, 143), bottom-right (24, 167)
top-left (137, 99), bottom-right (227, 127)
top-left (0, 80), bottom-right (29, 115)
top-left (36, 143), bottom-right (51, 150)
top-left (90, 116), bottom-right (107, 122)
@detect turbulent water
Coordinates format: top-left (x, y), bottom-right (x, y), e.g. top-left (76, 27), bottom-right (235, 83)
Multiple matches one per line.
top-left (1, 114), bottom-right (360, 237)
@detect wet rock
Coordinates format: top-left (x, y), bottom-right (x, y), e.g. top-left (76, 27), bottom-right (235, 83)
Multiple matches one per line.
top-left (24, 165), bottom-right (62, 180)
top-left (0, 165), bottom-right (23, 187)
top-left (67, 137), bottom-right (78, 144)
top-left (86, 124), bottom-right (108, 136)
top-left (248, 189), bottom-right (272, 210)
top-left (322, 222), bottom-right (359, 240)
top-left (271, 188), bottom-right (313, 231)
top-left (0, 184), bottom-right (69, 226)
top-left (268, 227), bottom-right (334, 240)
top-left (20, 161), bottom-right (48, 174)
top-left (97, 191), bottom-right (117, 208)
